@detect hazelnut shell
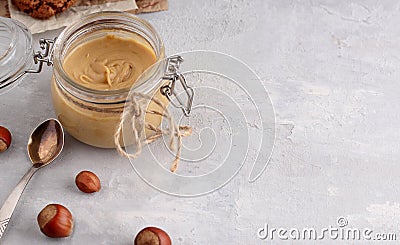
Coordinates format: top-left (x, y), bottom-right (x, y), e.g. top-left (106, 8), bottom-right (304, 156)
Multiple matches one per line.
top-left (37, 204), bottom-right (74, 238)
top-left (135, 226), bottom-right (172, 245)
top-left (0, 126), bottom-right (12, 152)
top-left (75, 170), bottom-right (101, 193)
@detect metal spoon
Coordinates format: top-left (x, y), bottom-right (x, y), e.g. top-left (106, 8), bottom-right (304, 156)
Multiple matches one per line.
top-left (0, 119), bottom-right (64, 240)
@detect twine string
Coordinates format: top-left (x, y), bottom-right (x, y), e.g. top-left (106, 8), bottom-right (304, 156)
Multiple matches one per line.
top-left (114, 92), bottom-right (191, 172)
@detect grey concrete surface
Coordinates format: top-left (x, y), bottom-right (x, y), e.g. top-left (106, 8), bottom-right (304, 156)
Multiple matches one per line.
top-left (1, 0), bottom-right (400, 244)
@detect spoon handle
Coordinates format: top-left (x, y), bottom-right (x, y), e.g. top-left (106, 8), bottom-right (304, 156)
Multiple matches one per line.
top-left (0, 166), bottom-right (38, 240)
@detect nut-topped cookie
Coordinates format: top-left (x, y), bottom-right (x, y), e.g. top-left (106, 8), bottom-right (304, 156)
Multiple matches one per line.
top-left (13, 0), bottom-right (77, 19)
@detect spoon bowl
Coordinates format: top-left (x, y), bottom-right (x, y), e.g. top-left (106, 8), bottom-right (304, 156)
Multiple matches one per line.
top-left (0, 118), bottom-right (64, 240)
top-left (28, 119), bottom-right (64, 167)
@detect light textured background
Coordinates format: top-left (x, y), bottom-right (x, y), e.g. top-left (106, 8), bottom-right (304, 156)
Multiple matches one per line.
top-left (1, 0), bottom-right (400, 244)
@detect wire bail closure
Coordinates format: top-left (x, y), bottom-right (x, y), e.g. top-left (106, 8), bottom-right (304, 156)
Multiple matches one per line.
top-left (160, 55), bottom-right (194, 117)
top-left (0, 38), bottom-right (56, 90)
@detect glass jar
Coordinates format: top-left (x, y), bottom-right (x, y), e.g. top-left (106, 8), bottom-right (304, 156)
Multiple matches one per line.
top-left (0, 17), bottom-right (33, 92)
top-left (0, 12), bottom-right (193, 149)
top-left (50, 12), bottom-right (165, 148)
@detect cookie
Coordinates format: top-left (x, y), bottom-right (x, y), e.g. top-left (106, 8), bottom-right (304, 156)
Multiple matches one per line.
top-left (13, 0), bottom-right (76, 19)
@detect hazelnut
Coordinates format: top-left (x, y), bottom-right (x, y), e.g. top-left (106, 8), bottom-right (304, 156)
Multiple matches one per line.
top-left (135, 227), bottom-right (172, 245)
top-left (37, 204), bottom-right (74, 238)
top-left (0, 126), bottom-right (11, 152)
top-left (75, 170), bottom-right (101, 193)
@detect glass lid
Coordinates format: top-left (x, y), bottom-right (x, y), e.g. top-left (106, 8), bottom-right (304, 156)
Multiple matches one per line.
top-left (0, 17), bottom-right (33, 93)
top-left (121, 50), bottom-right (276, 197)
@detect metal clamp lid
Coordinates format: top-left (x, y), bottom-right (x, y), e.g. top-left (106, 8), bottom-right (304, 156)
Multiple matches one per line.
top-left (0, 38), bottom-right (56, 90)
top-left (160, 55), bottom-right (194, 117)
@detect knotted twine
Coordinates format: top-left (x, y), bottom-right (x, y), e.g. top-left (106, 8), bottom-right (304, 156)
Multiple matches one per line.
top-left (114, 92), bottom-right (192, 172)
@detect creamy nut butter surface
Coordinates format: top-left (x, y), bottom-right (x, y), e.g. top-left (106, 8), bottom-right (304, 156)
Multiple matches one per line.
top-left (51, 34), bottom-right (166, 148)
top-left (63, 35), bottom-right (156, 90)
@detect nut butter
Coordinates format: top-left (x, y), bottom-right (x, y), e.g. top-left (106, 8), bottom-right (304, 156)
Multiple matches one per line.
top-left (63, 34), bottom-right (156, 91)
top-left (51, 12), bottom-right (165, 148)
